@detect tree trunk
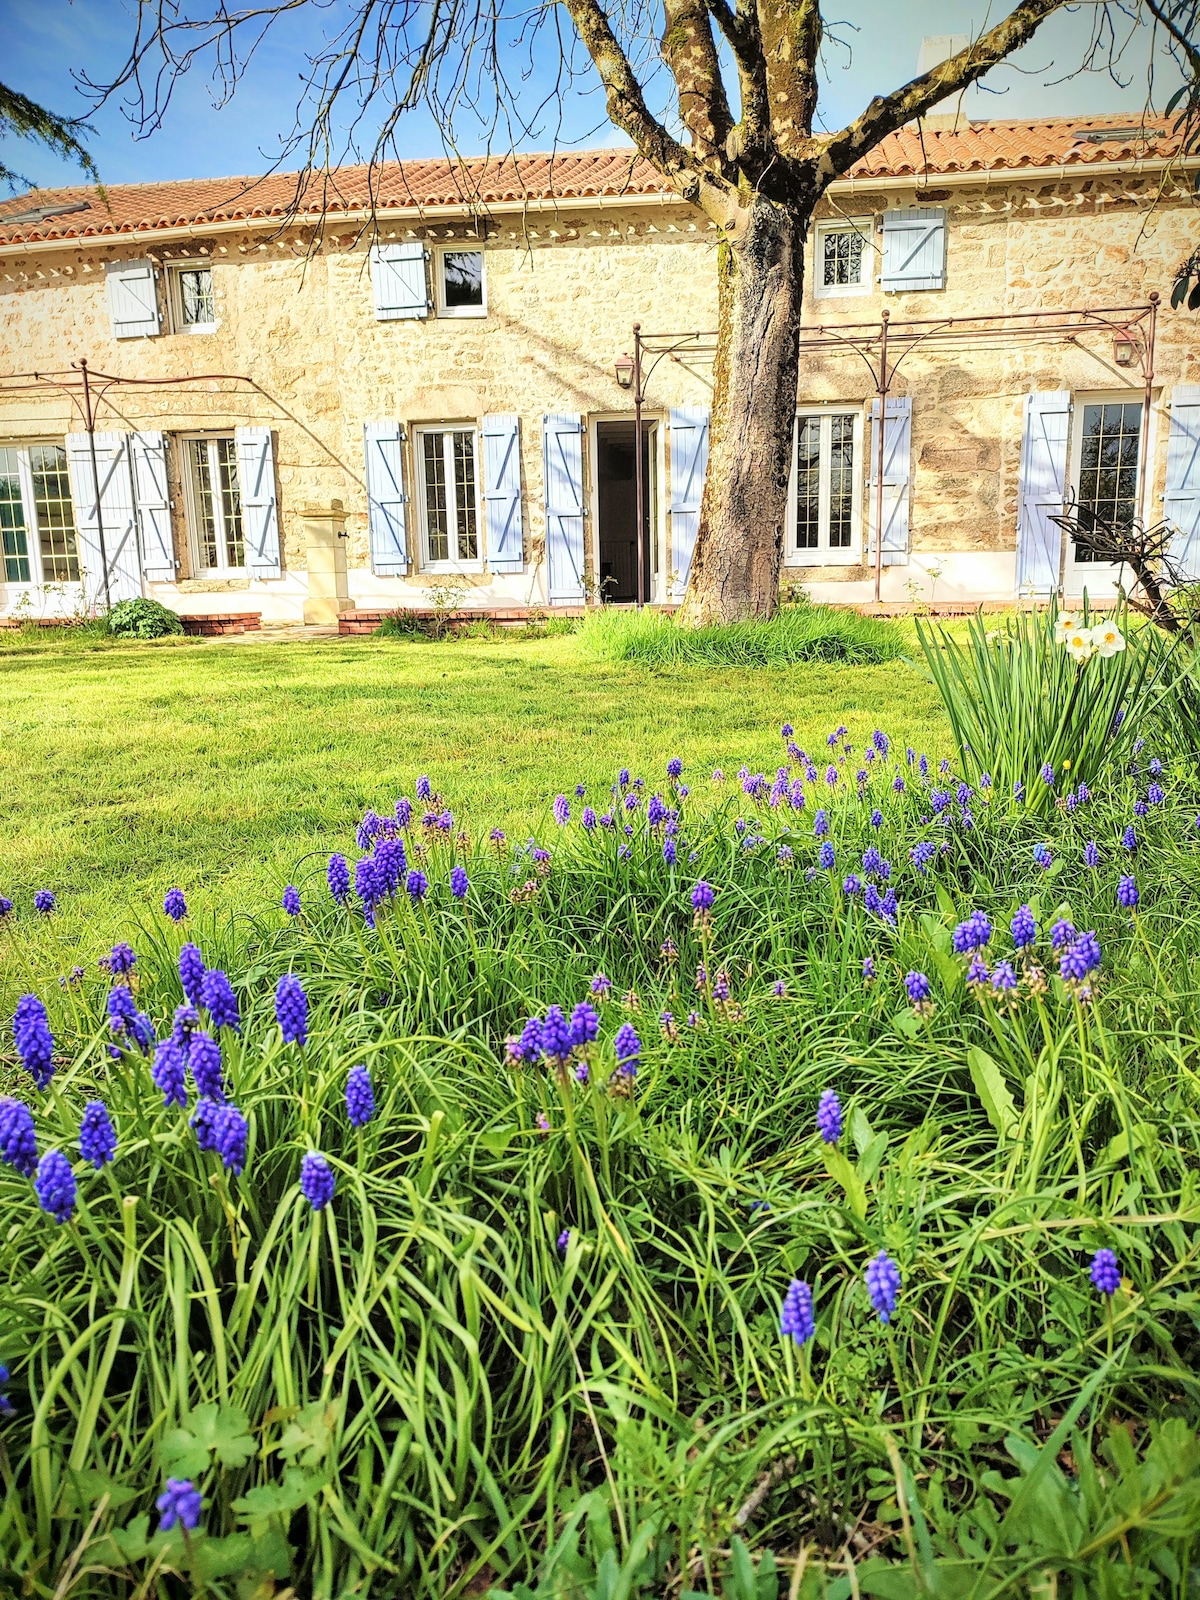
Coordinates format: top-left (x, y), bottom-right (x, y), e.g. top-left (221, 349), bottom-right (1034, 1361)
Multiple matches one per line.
top-left (678, 195), bottom-right (805, 625)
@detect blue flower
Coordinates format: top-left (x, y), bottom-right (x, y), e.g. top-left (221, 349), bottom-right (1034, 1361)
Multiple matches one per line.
top-left (862, 956), bottom-right (876, 983)
top-left (1121, 825), bottom-right (1137, 851)
top-left (0, 895), bottom-right (12, 918)
top-left (200, 969), bottom-right (240, 1033)
top-left (691, 881), bottom-right (714, 912)
top-left (590, 973), bottom-right (612, 997)
top-left (188, 1031), bottom-right (224, 1101)
top-left (909, 841), bottom-right (936, 875)
top-left (300, 1151), bottom-right (336, 1211)
top-left (569, 1002), bottom-right (600, 1050)
top-left (817, 841), bottom-right (835, 871)
top-left (374, 837), bottom-right (406, 895)
top-left (406, 869), bottom-right (428, 901)
top-left (179, 943), bottom-right (206, 1007)
top-left (152, 1039), bottom-right (188, 1108)
top-left (395, 797), bottom-right (413, 828)
top-left (156, 1478), bottom-right (202, 1533)
top-left (108, 943), bottom-right (136, 977)
top-left (79, 1101), bottom-right (117, 1168)
top-left (813, 809), bottom-right (829, 839)
top-left (613, 1023), bottom-right (641, 1076)
top-left (0, 1362), bottom-right (13, 1416)
top-left (0, 1098), bottom-right (38, 1176)
top-left (865, 1251), bottom-right (901, 1323)
top-left (14, 995), bottom-right (54, 1089)
top-left (282, 885), bottom-right (301, 917)
top-left (1089, 1248), bottom-right (1120, 1295)
top-left (346, 1065), bottom-right (375, 1127)
top-left (781, 1279), bottom-right (815, 1347)
top-left (327, 853), bottom-right (351, 903)
top-left (905, 971), bottom-right (931, 1006)
top-left (163, 887), bottom-right (187, 922)
top-left (1147, 783), bottom-right (1164, 806)
top-left (952, 911), bottom-right (992, 954)
top-left (275, 974), bottom-right (308, 1046)
top-left (1117, 874), bottom-right (1139, 909)
top-left (816, 1089), bottom-right (842, 1144)
top-left (1083, 840), bottom-right (1100, 868)
top-left (209, 1104), bottom-right (248, 1175)
top-left (1040, 763), bottom-right (1055, 786)
top-left (842, 874), bottom-right (862, 896)
top-left (34, 890), bottom-right (56, 915)
top-left (1050, 917), bottom-right (1076, 951)
top-left (663, 839), bottom-right (677, 865)
top-left (582, 806), bottom-right (598, 830)
top-left (1011, 905), bottom-right (1037, 948)
top-left (1032, 843), bottom-right (1053, 869)
top-left (870, 809), bottom-right (883, 830)
top-left (557, 1228), bottom-right (571, 1255)
top-left (553, 795), bottom-right (570, 825)
top-left (416, 775), bottom-right (432, 801)
top-left (991, 961), bottom-right (1018, 993)
top-left (872, 730), bottom-right (889, 756)
top-left (34, 1149), bottom-right (76, 1224)
top-left (667, 757), bottom-right (683, 779)
top-left (541, 1005), bottom-right (572, 1063)
top-left (450, 865), bottom-right (469, 900)
top-left (515, 1017), bottom-right (544, 1064)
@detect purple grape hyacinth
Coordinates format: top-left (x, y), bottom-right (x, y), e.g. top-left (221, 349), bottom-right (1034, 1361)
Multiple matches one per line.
top-left (200, 969), bottom-right (240, 1033)
top-left (450, 865), bottom-right (469, 900)
top-left (300, 1151), bottom-right (336, 1211)
top-left (275, 974), bottom-right (308, 1046)
top-left (865, 1251), bottom-right (901, 1324)
top-left (1011, 905), bottom-right (1036, 948)
top-left (570, 1001), bottom-right (600, 1050)
top-left (1121, 825), bottom-right (1138, 851)
top-left (79, 1101), bottom-right (117, 1168)
top-left (152, 1039), bottom-right (188, 1108)
top-left (952, 911), bottom-right (992, 954)
top-left (1083, 840), bottom-right (1100, 868)
top-left (557, 1228), bottom-right (571, 1255)
top-left (179, 943), bottom-right (206, 1007)
top-left (690, 881), bottom-right (714, 912)
top-left (613, 1022), bottom-right (641, 1076)
top-left (188, 1031), bottom-right (224, 1101)
top-left (156, 1478), bottom-right (202, 1533)
top-left (1117, 874), bottom-right (1140, 909)
top-left (33, 890), bottom-right (56, 915)
top-left (346, 1065), bottom-right (375, 1127)
top-left (0, 1098), bottom-right (38, 1176)
top-left (328, 853), bottom-right (351, 903)
top-left (905, 971), bottom-right (932, 1007)
top-left (163, 887), bottom-right (187, 922)
top-left (14, 995), bottom-right (54, 1089)
top-left (282, 885), bottom-right (301, 917)
top-left (817, 841), bottom-right (836, 871)
top-left (1089, 1248), bottom-right (1121, 1295)
top-left (816, 1089), bottom-right (842, 1145)
top-left (209, 1104), bottom-right (249, 1175)
top-left (406, 869), bottom-right (428, 901)
top-left (781, 1279), bottom-right (815, 1347)
top-left (108, 943), bottom-right (136, 977)
top-left (34, 1150), bottom-right (76, 1224)
top-left (1032, 843), bottom-right (1053, 869)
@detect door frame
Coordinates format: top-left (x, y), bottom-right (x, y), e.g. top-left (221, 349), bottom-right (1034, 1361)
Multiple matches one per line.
top-left (588, 412), bottom-right (666, 605)
top-left (1062, 388), bottom-right (1156, 600)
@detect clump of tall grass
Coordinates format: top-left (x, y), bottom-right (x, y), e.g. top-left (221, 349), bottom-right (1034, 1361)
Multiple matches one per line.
top-left (578, 603), bottom-right (902, 667)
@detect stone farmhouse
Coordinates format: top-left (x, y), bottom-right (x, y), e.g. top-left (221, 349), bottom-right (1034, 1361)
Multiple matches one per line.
top-left (0, 112), bottom-right (1197, 626)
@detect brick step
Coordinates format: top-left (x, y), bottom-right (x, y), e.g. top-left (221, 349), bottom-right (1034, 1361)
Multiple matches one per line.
top-left (181, 612), bottom-right (263, 636)
top-left (0, 617), bottom-right (75, 630)
top-left (339, 605), bottom-right (588, 635)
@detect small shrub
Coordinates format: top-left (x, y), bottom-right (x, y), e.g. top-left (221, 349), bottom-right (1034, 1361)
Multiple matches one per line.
top-left (106, 598), bottom-right (184, 640)
top-left (375, 609), bottom-right (432, 640)
top-left (578, 604), bottom-right (901, 667)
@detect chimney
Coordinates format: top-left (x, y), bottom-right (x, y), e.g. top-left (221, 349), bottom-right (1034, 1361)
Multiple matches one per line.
top-left (916, 33), bottom-right (970, 125)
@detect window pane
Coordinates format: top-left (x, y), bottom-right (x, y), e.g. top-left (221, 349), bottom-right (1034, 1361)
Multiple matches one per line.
top-left (215, 438), bottom-right (244, 567)
top-left (1077, 401), bottom-right (1141, 557)
top-left (795, 419), bottom-right (820, 549)
top-left (423, 433), bottom-right (450, 563)
top-left (828, 416), bottom-right (854, 548)
top-left (452, 431), bottom-right (478, 560)
top-left (30, 446), bottom-right (79, 582)
top-left (0, 447), bottom-right (31, 582)
top-left (442, 251), bottom-right (484, 309)
top-left (179, 267), bottom-right (215, 325)
top-left (190, 439), bottom-right (220, 569)
top-left (822, 229), bottom-right (864, 287)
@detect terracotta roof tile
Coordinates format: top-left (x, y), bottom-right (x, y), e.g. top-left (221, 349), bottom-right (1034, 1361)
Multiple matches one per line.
top-left (0, 115), bottom-right (1183, 248)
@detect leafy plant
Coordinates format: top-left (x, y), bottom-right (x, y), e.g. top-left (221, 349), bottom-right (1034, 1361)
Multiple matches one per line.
top-left (106, 597), bottom-right (184, 639)
top-left (580, 604), bottom-right (902, 667)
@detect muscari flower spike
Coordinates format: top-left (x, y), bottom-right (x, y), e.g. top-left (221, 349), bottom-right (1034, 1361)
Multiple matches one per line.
top-left (34, 891), bottom-right (56, 915)
top-left (557, 1228), bottom-right (571, 1256)
top-left (328, 853), bottom-right (351, 904)
top-left (179, 943), bottom-right (206, 1007)
top-left (816, 1089), bottom-right (842, 1145)
top-left (152, 1039), bottom-right (188, 1108)
top-left (156, 1478), bottom-right (203, 1534)
top-left (14, 995), bottom-right (54, 1089)
top-left (188, 1031), bottom-right (224, 1101)
top-left (781, 1279), bottom-right (815, 1347)
top-left (79, 1101), bottom-right (117, 1169)
top-left (613, 1022), bottom-right (641, 1077)
top-left (34, 1149), bottom-right (76, 1225)
top-left (300, 1151), bottom-right (336, 1211)
top-left (0, 1098), bottom-right (38, 1177)
top-left (346, 1065), bottom-right (375, 1127)
top-left (108, 943), bottom-right (136, 977)
top-left (1090, 1248), bottom-right (1121, 1296)
top-left (282, 885), bottom-right (301, 917)
top-left (865, 1251), bottom-right (901, 1324)
top-left (163, 887), bottom-right (187, 922)
top-left (275, 973), bottom-right (308, 1046)
top-left (1117, 874), bottom-right (1140, 910)
top-left (200, 969), bottom-right (241, 1033)
top-left (450, 865), bottom-right (469, 900)
top-left (1011, 905), bottom-right (1036, 948)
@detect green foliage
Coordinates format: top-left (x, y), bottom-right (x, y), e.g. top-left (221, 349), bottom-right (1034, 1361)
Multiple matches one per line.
top-left (105, 596), bottom-right (185, 639)
top-left (579, 604), bottom-right (903, 667)
top-left (0, 82), bottom-right (97, 191)
top-left (915, 603), bottom-right (1160, 815)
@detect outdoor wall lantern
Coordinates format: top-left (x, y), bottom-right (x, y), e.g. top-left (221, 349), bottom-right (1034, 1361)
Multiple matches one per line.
top-left (1113, 334), bottom-right (1137, 367)
top-left (614, 353), bottom-right (635, 389)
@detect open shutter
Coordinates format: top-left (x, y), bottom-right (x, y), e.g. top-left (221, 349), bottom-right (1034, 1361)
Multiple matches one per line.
top-left (482, 414), bottom-right (524, 572)
top-left (669, 407), bottom-right (709, 598)
top-left (370, 243), bottom-right (429, 320)
top-left (363, 421), bottom-right (409, 575)
top-left (65, 432), bottom-right (142, 605)
top-left (1016, 391), bottom-right (1071, 594)
top-left (543, 413), bottom-right (585, 604)
top-left (105, 260), bottom-right (161, 338)
top-left (131, 431), bottom-right (175, 582)
top-left (1164, 385), bottom-right (1200, 582)
top-left (867, 397), bottom-right (912, 566)
top-left (234, 427), bottom-right (282, 578)
top-left (880, 209), bottom-right (946, 292)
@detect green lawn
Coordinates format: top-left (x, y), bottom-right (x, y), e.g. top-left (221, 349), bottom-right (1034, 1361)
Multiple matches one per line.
top-left (0, 629), bottom-right (947, 998)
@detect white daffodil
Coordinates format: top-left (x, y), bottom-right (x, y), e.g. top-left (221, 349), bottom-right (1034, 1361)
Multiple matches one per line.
top-left (1055, 612), bottom-right (1079, 643)
top-left (1065, 628), bottom-right (1096, 664)
top-left (1091, 620), bottom-right (1126, 658)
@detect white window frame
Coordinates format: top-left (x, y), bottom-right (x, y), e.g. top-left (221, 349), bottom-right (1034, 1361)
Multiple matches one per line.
top-left (167, 261), bottom-right (219, 335)
top-left (1064, 390), bottom-right (1144, 597)
top-left (813, 216), bottom-right (874, 300)
top-left (181, 433), bottom-right (246, 576)
top-left (413, 423), bottom-right (485, 572)
top-left (785, 407), bottom-right (864, 567)
top-left (0, 440), bottom-right (82, 590)
top-left (434, 247), bottom-right (487, 319)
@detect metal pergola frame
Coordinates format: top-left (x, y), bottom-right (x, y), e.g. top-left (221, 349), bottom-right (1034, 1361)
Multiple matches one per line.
top-left (629, 295), bottom-right (1160, 604)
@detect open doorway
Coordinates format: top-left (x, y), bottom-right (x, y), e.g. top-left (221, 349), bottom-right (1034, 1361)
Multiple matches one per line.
top-left (595, 420), bottom-right (654, 604)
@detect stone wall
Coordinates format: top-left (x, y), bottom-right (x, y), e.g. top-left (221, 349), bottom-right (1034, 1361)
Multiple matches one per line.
top-left (0, 170), bottom-right (1196, 616)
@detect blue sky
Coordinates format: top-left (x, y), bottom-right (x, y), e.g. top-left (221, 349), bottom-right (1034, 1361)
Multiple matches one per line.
top-left (0, 0), bottom-right (1183, 191)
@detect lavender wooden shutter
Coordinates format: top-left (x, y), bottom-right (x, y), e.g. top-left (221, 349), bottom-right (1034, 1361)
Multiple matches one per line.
top-left (363, 422), bottom-right (409, 575)
top-left (543, 414), bottom-right (585, 603)
top-left (370, 243), bottom-right (429, 320)
top-left (105, 260), bottom-right (161, 338)
top-left (867, 397), bottom-right (912, 565)
top-left (880, 209), bottom-right (946, 292)
top-left (131, 431), bottom-right (176, 581)
top-left (1016, 392), bottom-right (1071, 594)
top-left (482, 414), bottom-right (524, 572)
top-left (1164, 385), bottom-right (1200, 582)
top-left (65, 431), bottom-right (142, 605)
top-left (234, 427), bottom-right (282, 577)
top-left (669, 407), bottom-right (708, 598)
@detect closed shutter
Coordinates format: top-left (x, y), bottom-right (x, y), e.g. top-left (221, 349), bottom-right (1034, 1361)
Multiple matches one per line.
top-left (234, 427), bottom-right (282, 578)
top-left (1164, 385), bottom-right (1200, 582)
top-left (65, 431), bottom-right (142, 605)
top-left (370, 243), bottom-right (429, 320)
top-left (1016, 391), bottom-right (1071, 594)
top-left (482, 414), bottom-right (524, 572)
top-left (363, 421), bottom-right (409, 575)
top-left (880, 209), bottom-right (946, 292)
top-left (543, 413), bottom-right (585, 604)
top-left (105, 260), bottom-right (161, 339)
top-left (669, 407), bottom-right (709, 599)
top-left (131, 431), bottom-right (176, 581)
top-left (867, 397), bottom-right (912, 566)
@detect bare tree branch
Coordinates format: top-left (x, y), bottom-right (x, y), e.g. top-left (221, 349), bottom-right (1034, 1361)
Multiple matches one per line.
top-left (661, 0), bottom-right (734, 162)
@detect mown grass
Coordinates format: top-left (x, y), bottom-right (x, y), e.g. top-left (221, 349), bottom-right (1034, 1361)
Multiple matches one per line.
top-left (0, 628), bottom-right (944, 1009)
